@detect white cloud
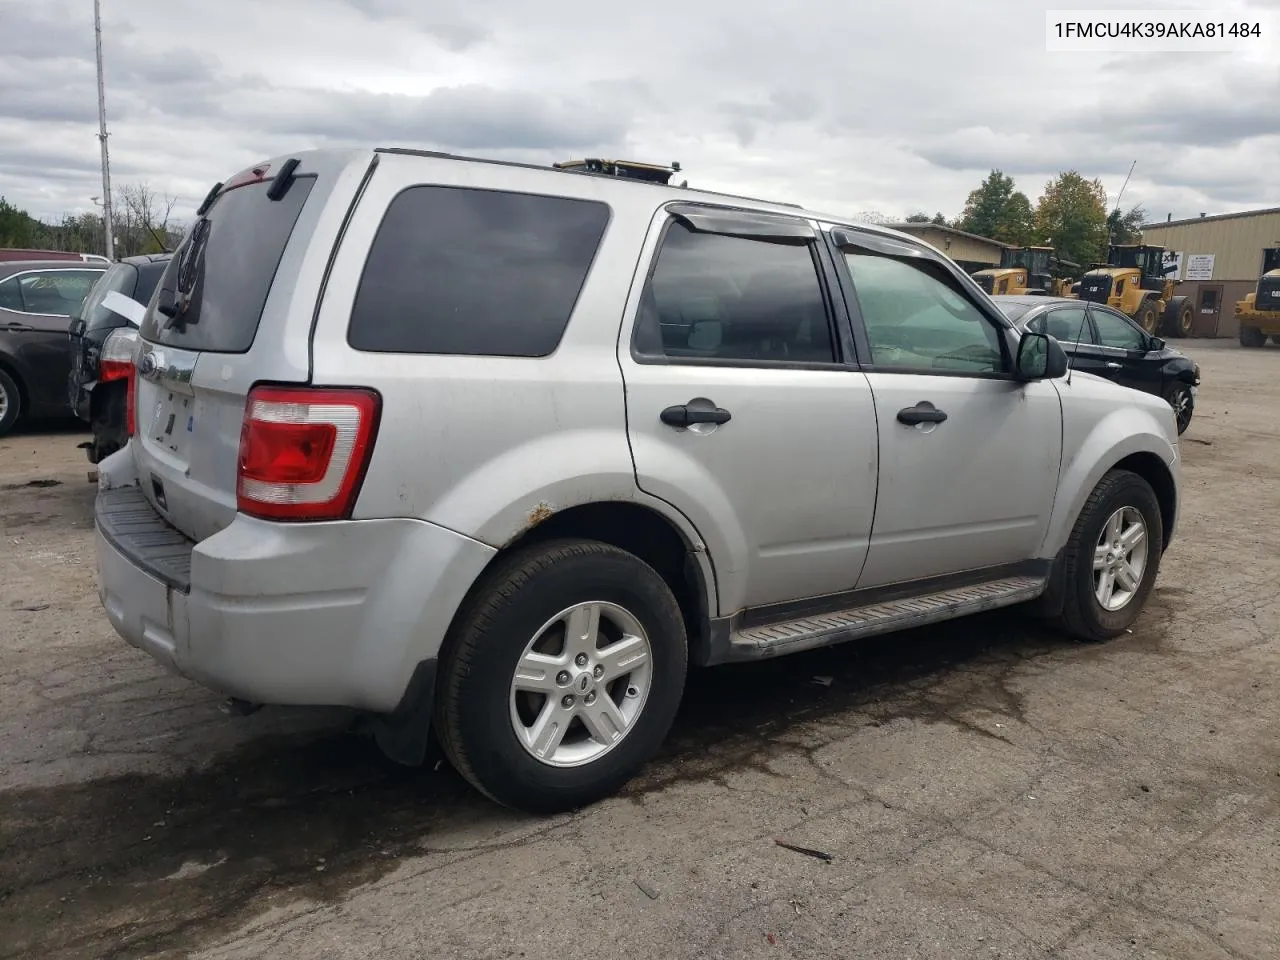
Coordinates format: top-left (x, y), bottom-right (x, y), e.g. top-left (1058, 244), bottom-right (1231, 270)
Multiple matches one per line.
top-left (1, 0), bottom-right (1276, 227)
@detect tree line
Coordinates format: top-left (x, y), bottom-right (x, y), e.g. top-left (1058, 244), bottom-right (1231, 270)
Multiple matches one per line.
top-left (905, 169), bottom-right (1147, 270)
top-left (0, 183), bottom-right (186, 260)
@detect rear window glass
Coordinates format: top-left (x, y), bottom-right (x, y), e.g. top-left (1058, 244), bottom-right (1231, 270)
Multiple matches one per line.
top-left (993, 300), bottom-right (1036, 323)
top-left (80, 263), bottom-right (138, 330)
top-left (347, 186), bottom-right (610, 357)
top-left (141, 177), bottom-right (315, 353)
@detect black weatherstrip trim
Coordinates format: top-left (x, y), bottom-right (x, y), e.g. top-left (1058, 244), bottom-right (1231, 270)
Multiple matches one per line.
top-left (307, 154), bottom-right (382, 381)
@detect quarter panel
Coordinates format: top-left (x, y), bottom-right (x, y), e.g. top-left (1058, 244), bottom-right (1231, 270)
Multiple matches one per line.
top-left (311, 154), bottom-right (660, 546)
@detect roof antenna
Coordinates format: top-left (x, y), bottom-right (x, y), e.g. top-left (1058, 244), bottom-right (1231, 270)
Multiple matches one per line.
top-left (1065, 308), bottom-right (1088, 386)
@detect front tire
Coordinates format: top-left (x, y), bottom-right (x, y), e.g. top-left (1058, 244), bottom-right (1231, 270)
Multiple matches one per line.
top-left (436, 539), bottom-right (688, 813)
top-left (1240, 326), bottom-right (1266, 348)
top-left (0, 367), bottom-right (20, 438)
top-left (1054, 469), bottom-right (1163, 642)
top-left (1135, 299), bottom-right (1160, 335)
top-left (1167, 383), bottom-right (1194, 435)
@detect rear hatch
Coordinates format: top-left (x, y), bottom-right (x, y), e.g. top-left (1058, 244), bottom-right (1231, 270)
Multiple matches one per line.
top-left (130, 154), bottom-right (357, 543)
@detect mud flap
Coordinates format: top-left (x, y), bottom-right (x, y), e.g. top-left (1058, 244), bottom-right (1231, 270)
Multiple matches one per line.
top-left (366, 659), bottom-right (438, 767)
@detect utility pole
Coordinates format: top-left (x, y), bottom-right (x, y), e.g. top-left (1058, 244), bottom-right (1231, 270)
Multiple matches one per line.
top-left (93, 0), bottom-right (115, 260)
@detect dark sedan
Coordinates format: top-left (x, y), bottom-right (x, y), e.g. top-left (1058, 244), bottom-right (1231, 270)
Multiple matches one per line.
top-left (0, 259), bottom-right (107, 436)
top-left (68, 254), bottom-right (171, 462)
top-left (994, 295), bottom-right (1201, 434)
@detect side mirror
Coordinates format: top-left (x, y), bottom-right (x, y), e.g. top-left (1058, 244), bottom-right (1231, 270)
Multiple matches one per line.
top-left (1149, 336), bottom-right (1166, 351)
top-left (1015, 331), bottom-right (1069, 381)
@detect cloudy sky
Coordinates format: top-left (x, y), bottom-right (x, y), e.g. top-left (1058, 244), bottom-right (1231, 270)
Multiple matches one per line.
top-left (2, 0), bottom-right (1277, 229)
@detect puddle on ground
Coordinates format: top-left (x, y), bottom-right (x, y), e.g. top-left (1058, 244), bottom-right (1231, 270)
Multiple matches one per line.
top-left (0, 608), bottom-right (1170, 959)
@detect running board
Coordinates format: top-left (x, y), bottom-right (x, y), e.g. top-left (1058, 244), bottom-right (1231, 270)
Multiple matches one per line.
top-left (726, 575), bottom-right (1047, 660)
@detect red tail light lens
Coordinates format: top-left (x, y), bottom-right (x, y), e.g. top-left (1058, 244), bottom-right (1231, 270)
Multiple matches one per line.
top-left (103, 328), bottom-right (141, 438)
top-left (236, 385), bottom-right (381, 521)
top-left (126, 367), bottom-right (137, 437)
top-left (99, 327), bottom-right (139, 384)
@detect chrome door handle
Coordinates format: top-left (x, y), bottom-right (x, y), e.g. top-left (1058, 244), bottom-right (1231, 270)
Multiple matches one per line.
top-left (1105, 362), bottom-right (1123, 371)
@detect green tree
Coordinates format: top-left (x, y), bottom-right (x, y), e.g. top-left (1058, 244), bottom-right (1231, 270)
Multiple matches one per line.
top-left (905, 212), bottom-right (932, 223)
top-left (931, 212), bottom-right (947, 225)
top-left (957, 169), bottom-right (1034, 245)
top-left (1106, 204), bottom-right (1146, 245)
top-left (995, 192), bottom-right (1035, 246)
top-left (1034, 171), bottom-right (1109, 268)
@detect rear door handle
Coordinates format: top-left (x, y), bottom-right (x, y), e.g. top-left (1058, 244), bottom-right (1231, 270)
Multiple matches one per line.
top-left (1, 322), bottom-right (35, 333)
top-left (1105, 362), bottom-right (1123, 371)
top-left (897, 402), bottom-right (948, 426)
top-left (660, 397), bottom-right (732, 428)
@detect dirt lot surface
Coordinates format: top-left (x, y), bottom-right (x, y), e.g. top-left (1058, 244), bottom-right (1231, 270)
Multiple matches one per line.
top-left (2, 340), bottom-right (1279, 960)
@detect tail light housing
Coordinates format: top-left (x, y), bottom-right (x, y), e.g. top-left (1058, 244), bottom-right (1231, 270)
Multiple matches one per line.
top-left (236, 385), bottom-right (381, 521)
top-left (101, 327), bottom-right (140, 437)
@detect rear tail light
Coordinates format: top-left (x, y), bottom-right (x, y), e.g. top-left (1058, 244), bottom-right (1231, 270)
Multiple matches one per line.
top-left (100, 327), bottom-right (138, 383)
top-left (101, 327), bottom-right (140, 437)
top-left (236, 385), bottom-right (381, 521)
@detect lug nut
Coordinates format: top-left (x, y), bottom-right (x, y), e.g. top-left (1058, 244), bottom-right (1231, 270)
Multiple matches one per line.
top-left (561, 694), bottom-right (575, 708)
top-left (556, 671), bottom-right (571, 686)
top-left (575, 653), bottom-right (589, 667)
top-left (593, 665), bottom-right (604, 679)
top-left (626, 686), bottom-right (640, 699)
top-left (584, 692), bottom-right (597, 705)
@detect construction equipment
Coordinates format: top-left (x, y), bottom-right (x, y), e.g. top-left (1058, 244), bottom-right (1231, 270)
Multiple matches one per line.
top-left (553, 158), bottom-right (684, 186)
top-left (971, 246), bottom-right (1076, 296)
top-left (1074, 244), bottom-right (1194, 337)
top-left (1234, 247), bottom-right (1280, 348)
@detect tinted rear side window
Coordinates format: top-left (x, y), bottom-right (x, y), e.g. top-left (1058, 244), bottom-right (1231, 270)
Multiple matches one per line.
top-left (141, 177), bottom-right (315, 353)
top-left (348, 186), bottom-right (610, 357)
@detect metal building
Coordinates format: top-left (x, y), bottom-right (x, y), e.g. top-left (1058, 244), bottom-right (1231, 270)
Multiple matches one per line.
top-left (1140, 207), bottom-right (1280, 338)
top-left (887, 223), bottom-right (1008, 273)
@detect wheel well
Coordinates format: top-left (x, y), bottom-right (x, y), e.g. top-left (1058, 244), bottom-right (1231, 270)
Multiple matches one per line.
top-left (1114, 452), bottom-right (1176, 549)
top-left (502, 501), bottom-right (712, 657)
top-left (0, 356), bottom-right (28, 413)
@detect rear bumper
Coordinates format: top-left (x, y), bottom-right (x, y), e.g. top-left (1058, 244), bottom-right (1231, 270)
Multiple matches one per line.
top-left (1235, 308), bottom-right (1280, 332)
top-left (93, 467), bottom-right (496, 712)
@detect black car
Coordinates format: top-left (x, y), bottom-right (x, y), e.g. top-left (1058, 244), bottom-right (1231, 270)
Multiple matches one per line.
top-left (68, 254), bottom-right (172, 461)
top-left (993, 295), bottom-right (1201, 434)
top-left (0, 259), bottom-right (107, 437)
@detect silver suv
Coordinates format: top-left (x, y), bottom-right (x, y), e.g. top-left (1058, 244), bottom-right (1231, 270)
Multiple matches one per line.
top-left (94, 148), bottom-right (1181, 812)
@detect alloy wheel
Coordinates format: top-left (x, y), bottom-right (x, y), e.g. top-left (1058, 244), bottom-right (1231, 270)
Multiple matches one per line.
top-left (1093, 506), bottom-right (1149, 612)
top-left (508, 601), bottom-right (653, 768)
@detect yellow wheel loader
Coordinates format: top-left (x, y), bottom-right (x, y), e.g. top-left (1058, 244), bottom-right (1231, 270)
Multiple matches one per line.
top-left (971, 246), bottom-right (1075, 297)
top-left (1075, 244), bottom-right (1194, 337)
top-left (1235, 248), bottom-right (1280, 348)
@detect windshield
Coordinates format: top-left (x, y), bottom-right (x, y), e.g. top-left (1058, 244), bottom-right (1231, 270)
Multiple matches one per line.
top-left (1110, 247), bottom-right (1156, 271)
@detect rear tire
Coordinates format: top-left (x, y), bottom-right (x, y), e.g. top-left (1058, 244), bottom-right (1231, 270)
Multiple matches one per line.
top-left (1135, 299), bottom-right (1160, 335)
top-left (436, 539), bottom-right (688, 813)
top-left (1240, 326), bottom-right (1266, 348)
top-left (1054, 469), bottom-right (1163, 643)
top-left (0, 367), bottom-right (21, 438)
top-left (1162, 296), bottom-right (1194, 338)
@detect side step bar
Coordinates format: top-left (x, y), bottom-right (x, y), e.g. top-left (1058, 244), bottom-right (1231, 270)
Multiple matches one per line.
top-left (726, 575), bottom-right (1047, 660)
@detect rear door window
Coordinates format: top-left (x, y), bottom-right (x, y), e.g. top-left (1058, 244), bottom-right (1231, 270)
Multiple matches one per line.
top-left (347, 186), bottom-right (610, 357)
top-left (5, 270), bottom-right (102, 315)
top-left (141, 177), bottom-right (315, 353)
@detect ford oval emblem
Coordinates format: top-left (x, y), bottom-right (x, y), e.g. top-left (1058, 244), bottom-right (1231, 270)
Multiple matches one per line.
top-left (138, 352), bottom-right (158, 379)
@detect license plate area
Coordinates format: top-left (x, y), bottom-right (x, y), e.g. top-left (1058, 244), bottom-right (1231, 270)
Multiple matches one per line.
top-left (145, 389), bottom-right (196, 457)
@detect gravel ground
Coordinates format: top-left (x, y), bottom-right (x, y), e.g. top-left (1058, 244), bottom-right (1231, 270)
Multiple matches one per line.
top-left (1, 339), bottom-right (1278, 960)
